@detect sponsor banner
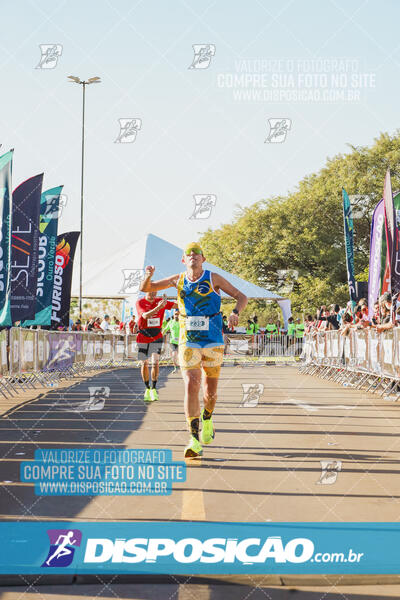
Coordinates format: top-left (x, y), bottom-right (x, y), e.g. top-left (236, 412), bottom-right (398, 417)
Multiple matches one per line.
top-left (0, 521), bottom-right (400, 574)
top-left (10, 173), bottom-right (43, 322)
top-left (368, 198), bottom-right (385, 319)
top-left (44, 332), bottom-right (75, 371)
top-left (23, 186), bottom-right (62, 326)
top-left (51, 231), bottom-right (80, 328)
top-left (392, 192), bottom-right (400, 296)
top-left (342, 188), bottom-right (356, 301)
top-left (0, 150), bottom-right (13, 326)
top-left (382, 169), bottom-right (397, 294)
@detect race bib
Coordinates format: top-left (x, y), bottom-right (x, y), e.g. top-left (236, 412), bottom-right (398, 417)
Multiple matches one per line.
top-left (147, 318), bottom-right (160, 327)
top-left (186, 316), bottom-right (209, 331)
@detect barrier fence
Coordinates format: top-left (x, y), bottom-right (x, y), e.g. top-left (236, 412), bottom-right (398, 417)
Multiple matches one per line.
top-left (0, 328), bottom-right (140, 398)
top-left (0, 328), bottom-right (303, 399)
top-left (224, 333), bottom-right (303, 359)
top-left (300, 329), bottom-right (400, 397)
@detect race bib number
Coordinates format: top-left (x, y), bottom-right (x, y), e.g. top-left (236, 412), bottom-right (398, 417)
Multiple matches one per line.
top-left (147, 318), bottom-right (160, 327)
top-left (186, 316), bottom-right (209, 331)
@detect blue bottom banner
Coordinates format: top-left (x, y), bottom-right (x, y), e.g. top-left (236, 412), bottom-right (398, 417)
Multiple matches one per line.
top-left (0, 522), bottom-right (399, 574)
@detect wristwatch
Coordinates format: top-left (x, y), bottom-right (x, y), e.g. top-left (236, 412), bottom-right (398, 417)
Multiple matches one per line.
top-left (232, 308), bottom-right (239, 315)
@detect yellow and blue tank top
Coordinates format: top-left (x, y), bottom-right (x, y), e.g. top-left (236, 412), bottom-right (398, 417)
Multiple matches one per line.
top-left (177, 270), bottom-right (223, 348)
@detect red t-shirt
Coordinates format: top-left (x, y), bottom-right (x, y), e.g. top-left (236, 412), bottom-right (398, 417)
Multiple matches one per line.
top-left (136, 298), bottom-right (175, 343)
top-left (128, 319), bottom-right (137, 334)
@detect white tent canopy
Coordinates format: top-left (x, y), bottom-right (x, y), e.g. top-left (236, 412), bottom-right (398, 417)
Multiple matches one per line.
top-left (78, 234), bottom-right (292, 325)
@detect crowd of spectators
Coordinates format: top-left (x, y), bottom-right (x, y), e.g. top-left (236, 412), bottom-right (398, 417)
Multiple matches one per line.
top-left (304, 292), bottom-right (399, 337)
top-left (71, 315), bottom-right (138, 334)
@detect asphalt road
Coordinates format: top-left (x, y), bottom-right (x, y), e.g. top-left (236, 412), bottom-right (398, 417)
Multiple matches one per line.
top-left (1, 364), bottom-right (399, 523)
top-left (1, 363), bottom-right (400, 597)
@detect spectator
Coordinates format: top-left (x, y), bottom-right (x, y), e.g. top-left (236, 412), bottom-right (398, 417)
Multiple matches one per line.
top-left (222, 315), bottom-right (230, 334)
top-left (376, 292), bottom-right (394, 332)
top-left (372, 301), bottom-right (380, 326)
top-left (72, 319), bottom-right (82, 331)
top-left (340, 312), bottom-right (353, 337)
top-left (287, 317), bottom-right (295, 340)
top-left (128, 315), bottom-right (137, 334)
top-left (93, 316), bottom-right (102, 331)
top-left (295, 318), bottom-right (305, 339)
top-left (252, 315), bottom-right (260, 333)
top-left (246, 319), bottom-right (254, 334)
top-left (327, 304), bottom-right (340, 330)
top-left (305, 315), bottom-right (315, 334)
top-left (265, 318), bottom-right (278, 338)
top-left (100, 315), bottom-right (111, 332)
top-left (276, 319), bottom-right (283, 334)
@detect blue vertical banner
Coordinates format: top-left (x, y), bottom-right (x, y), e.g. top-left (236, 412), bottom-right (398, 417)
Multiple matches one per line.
top-left (0, 149), bottom-right (13, 326)
top-left (10, 173), bottom-right (43, 322)
top-left (342, 188), bottom-right (357, 302)
top-left (23, 186), bottom-right (63, 326)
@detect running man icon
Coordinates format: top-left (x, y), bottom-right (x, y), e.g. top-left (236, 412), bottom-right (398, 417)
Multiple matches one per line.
top-left (42, 529), bottom-right (82, 567)
top-left (46, 531), bottom-right (76, 565)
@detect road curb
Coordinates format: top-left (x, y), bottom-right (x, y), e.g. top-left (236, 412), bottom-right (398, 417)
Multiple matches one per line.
top-left (1, 574), bottom-right (400, 587)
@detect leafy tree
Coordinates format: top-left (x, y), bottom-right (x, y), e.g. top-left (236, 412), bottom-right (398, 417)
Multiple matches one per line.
top-left (200, 131), bottom-right (400, 316)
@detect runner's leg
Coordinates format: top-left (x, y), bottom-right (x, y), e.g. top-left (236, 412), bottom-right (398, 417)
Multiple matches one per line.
top-left (180, 346), bottom-right (203, 457)
top-left (138, 344), bottom-right (152, 402)
top-left (150, 350), bottom-right (160, 400)
top-left (150, 352), bottom-right (159, 387)
top-left (141, 360), bottom-right (149, 387)
top-left (182, 368), bottom-right (202, 421)
top-left (203, 375), bottom-right (219, 414)
top-left (200, 346), bottom-right (224, 444)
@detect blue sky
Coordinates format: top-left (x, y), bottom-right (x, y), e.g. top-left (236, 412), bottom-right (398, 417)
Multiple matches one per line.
top-left (0, 0), bottom-right (399, 293)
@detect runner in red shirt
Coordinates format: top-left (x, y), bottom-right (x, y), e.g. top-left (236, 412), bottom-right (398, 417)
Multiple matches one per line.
top-left (136, 291), bottom-right (176, 402)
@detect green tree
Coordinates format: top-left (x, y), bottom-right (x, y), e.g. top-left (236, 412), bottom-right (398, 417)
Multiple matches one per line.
top-left (200, 131), bottom-right (400, 315)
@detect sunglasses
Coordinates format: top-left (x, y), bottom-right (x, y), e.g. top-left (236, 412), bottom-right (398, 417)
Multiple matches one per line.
top-left (185, 249), bottom-right (203, 255)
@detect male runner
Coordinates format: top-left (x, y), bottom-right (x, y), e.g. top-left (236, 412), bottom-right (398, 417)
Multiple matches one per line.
top-left (140, 242), bottom-right (247, 457)
top-left (136, 292), bottom-right (177, 402)
top-left (165, 310), bottom-right (180, 372)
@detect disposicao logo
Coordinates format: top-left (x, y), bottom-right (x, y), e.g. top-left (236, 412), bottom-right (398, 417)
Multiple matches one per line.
top-left (83, 536), bottom-right (314, 564)
top-left (42, 529), bottom-right (82, 567)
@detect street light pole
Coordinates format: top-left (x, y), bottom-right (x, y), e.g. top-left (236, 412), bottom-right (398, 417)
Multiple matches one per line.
top-left (79, 81), bottom-right (85, 321)
top-left (67, 75), bottom-right (101, 322)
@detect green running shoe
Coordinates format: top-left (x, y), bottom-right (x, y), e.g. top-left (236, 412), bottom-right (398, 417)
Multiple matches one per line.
top-left (200, 409), bottom-right (215, 445)
top-left (144, 389), bottom-right (152, 402)
top-left (150, 388), bottom-right (159, 401)
top-left (184, 436), bottom-right (203, 458)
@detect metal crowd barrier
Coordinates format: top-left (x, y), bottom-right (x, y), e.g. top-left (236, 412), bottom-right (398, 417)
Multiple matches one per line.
top-left (0, 328), bottom-right (145, 398)
top-left (223, 333), bottom-right (303, 360)
top-left (299, 328), bottom-right (400, 398)
top-left (0, 327), bottom-right (306, 398)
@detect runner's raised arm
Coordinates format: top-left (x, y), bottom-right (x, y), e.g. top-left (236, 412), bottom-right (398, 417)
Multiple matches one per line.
top-left (140, 265), bottom-right (179, 292)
